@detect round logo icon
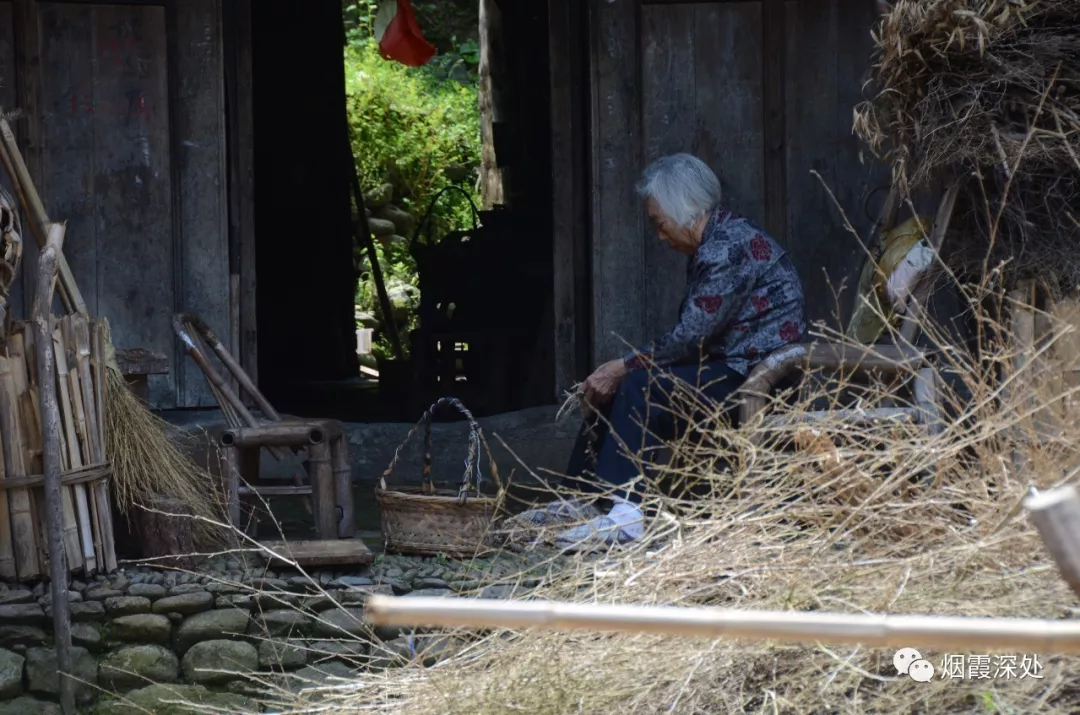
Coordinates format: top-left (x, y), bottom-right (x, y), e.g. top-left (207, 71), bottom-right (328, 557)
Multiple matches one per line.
top-left (893, 647), bottom-right (922, 675)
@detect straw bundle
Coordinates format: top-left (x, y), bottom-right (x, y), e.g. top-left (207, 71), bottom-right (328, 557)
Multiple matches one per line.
top-left (0, 316), bottom-right (117, 580)
top-left (854, 0), bottom-right (1080, 288)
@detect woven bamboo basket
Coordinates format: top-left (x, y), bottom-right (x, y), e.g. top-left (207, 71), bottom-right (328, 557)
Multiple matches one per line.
top-left (375, 397), bottom-right (504, 557)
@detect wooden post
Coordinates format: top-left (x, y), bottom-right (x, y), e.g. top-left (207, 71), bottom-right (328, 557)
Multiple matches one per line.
top-left (222, 445), bottom-right (241, 530)
top-left (1026, 486), bottom-right (1080, 601)
top-left (308, 440), bottom-right (336, 541)
top-left (32, 222), bottom-right (75, 715)
top-left (331, 433), bottom-right (353, 538)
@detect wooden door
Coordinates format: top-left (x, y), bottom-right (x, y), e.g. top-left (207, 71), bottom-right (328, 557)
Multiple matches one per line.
top-left (0, 0), bottom-right (229, 409)
top-left (589, 0), bottom-right (885, 363)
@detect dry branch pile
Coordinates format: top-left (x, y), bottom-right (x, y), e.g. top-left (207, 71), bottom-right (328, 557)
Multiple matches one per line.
top-left (854, 0), bottom-right (1080, 288)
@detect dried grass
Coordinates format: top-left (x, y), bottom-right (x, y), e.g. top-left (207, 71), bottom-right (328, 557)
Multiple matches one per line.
top-left (854, 0), bottom-right (1080, 288)
top-left (104, 350), bottom-right (230, 548)
top-left (235, 279), bottom-right (1080, 713)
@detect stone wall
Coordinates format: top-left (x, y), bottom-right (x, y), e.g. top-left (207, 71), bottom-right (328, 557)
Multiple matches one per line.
top-left (0, 547), bottom-right (558, 714)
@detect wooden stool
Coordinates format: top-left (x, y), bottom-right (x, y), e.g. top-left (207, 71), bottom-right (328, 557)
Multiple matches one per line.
top-left (218, 418), bottom-right (352, 540)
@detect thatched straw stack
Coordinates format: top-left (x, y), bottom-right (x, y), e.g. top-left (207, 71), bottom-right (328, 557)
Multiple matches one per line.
top-left (854, 0), bottom-right (1080, 289)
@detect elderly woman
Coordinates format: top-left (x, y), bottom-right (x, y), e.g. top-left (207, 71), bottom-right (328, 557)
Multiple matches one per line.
top-left (521, 153), bottom-right (806, 550)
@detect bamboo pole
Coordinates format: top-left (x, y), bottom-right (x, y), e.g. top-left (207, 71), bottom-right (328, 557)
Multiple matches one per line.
top-left (0, 383), bottom-right (16, 582)
top-left (17, 327), bottom-right (48, 571)
top-left (1026, 485), bottom-right (1080, 600)
top-left (21, 328), bottom-right (82, 571)
top-left (90, 321), bottom-right (106, 457)
top-left (73, 316), bottom-right (113, 571)
top-left (61, 318), bottom-right (101, 568)
top-left (0, 356), bottom-right (39, 580)
top-left (33, 222), bottom-right (75, 715)
top-left (365, 596), bottom-right (1080, 654)
top-left (53, 327), bottom-right (94, 574)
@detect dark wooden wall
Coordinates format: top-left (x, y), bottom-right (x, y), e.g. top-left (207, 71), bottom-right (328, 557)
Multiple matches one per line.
top-left (574, 0), bottom-right (887, 369)
top-left (0, 0), bottom-right (234, 410)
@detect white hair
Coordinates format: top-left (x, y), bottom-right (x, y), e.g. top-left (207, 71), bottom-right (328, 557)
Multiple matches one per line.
top-left (635, 154), bottom-right (722, 228)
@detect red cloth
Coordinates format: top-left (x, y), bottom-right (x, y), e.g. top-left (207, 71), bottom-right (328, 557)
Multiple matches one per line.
top-left (378, 0), bottom-right (436, 67)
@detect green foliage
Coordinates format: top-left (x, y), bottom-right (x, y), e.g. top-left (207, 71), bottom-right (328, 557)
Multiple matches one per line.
top-left (345, 41), bottom-right (480, 238)
top-left (343, 5), bottom-right (482, 362)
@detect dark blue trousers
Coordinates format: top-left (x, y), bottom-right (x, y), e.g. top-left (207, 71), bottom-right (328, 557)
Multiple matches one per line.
top-left (561, 361), bottom-right (744, 505)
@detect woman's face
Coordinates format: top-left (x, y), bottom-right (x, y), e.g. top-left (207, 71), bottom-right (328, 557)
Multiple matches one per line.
top-left (646, 199), bottom-right (698, 256)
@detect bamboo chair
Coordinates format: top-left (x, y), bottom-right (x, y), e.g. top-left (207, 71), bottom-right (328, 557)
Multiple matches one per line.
top-left (734, 181), bottom-right (960, 453)
top-left (172, 314), bottom-right (354, 541)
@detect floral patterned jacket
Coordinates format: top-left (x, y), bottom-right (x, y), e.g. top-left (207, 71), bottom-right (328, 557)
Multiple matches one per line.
top-left (623, 205), bottom-right (806, 376)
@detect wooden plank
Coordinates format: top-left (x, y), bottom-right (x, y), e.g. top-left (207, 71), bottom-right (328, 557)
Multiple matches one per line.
top-left (549, 0), bottom-right (589, 396)
top-left (784, 0), bottom-right (842, 326)
top-left (37, 3), bottom-right (98, 318)
top-left (762, 0), bottom-right (786, 244)
top-left (692, 3), bottom-right (765, 228)
top-left (90, 4), bottom-right (175, 407)
top-left (172, 0), bottom-right (229, 408)
top-left (114, 347), bottom-right (168, 375)
top-left (640, 4), bottom-right (695, 342)
top-left (260, 539), bottom-right (374, 568)
top-left (589, 0), bottom-right (644, 363)
top-left (223, 0), bottom-right (256, 387)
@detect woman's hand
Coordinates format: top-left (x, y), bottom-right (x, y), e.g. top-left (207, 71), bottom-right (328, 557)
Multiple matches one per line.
top-left (582, 358), bottom-right (629, 409)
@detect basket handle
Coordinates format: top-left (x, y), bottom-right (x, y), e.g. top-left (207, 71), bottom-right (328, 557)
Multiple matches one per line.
top-left (379, 397), bottom-right (502, 503)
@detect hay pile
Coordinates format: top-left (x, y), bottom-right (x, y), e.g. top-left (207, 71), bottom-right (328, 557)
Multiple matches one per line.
top-left (854, 0), bottom-right (1080, 289)
top-left (262, 312), bottom-right (1080, 714)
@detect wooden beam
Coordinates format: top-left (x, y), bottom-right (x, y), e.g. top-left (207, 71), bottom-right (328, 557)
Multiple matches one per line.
top-left (589, 0), bottom-right (644, 363)
top-left (549, 0), bottom-right (591, 397)
top-left (33, 223), bottom-right (76, 715)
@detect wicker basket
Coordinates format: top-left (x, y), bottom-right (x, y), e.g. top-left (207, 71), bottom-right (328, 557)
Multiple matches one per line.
top-left (375, 397), bottom-right (503, 557)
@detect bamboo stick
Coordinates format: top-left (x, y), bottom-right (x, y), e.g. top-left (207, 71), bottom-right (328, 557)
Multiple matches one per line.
top-left (33, 222), bottom-right (76, 715)
top-left (53, 327), bottom-right (95, 574)
top-left (308, 440), bottom-right (336, 541)
top-left (73, 316), bottom-right (113, 571)
top-left (61, 319), bottom-right (89, 464)
top-left (61, 318), bottom-right (101, 568)
top-left (365, 596), bottom-right (1080, 655)
top-left (0, 356), bottom-right (39, 580)
top-left (0, 397), bottom-right (16, 582)
top-left (19, 327), bottom-right (47, 571)
top-left (331, 433), bottom-right (353, 538)
top-left (22, 328), bottom-right (81, 571)
top-left (90, 321), bottom-right (105, 456)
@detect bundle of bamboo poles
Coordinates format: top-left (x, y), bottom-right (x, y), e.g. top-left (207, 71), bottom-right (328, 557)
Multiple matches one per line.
top-left (0, 315), bottom-right (115, 581)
